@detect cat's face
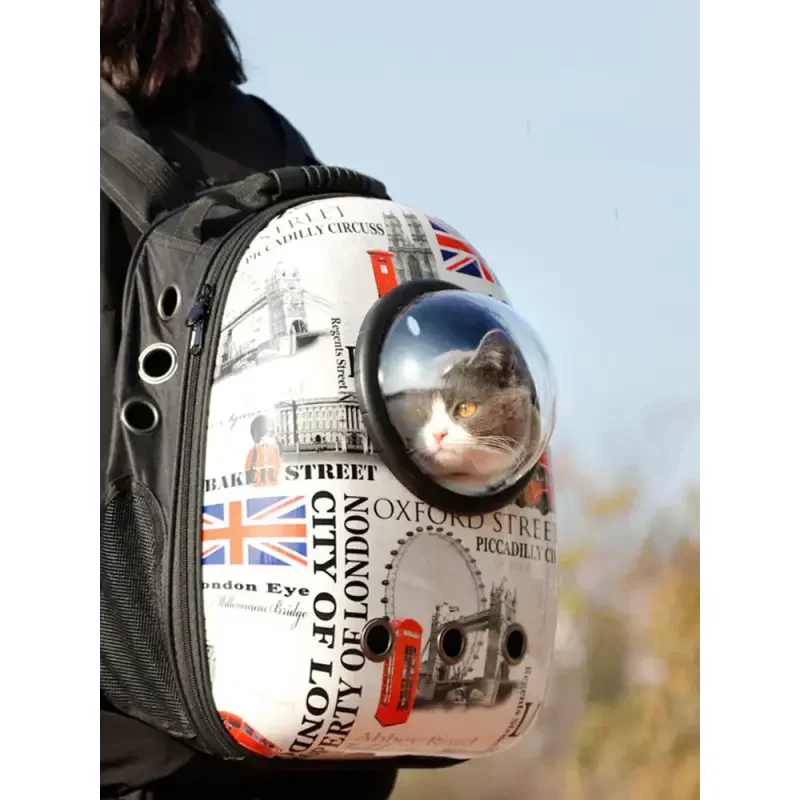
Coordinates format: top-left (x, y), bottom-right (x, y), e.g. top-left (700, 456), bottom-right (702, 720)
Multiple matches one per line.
top-left (386, 330), bottom-right (540, 486)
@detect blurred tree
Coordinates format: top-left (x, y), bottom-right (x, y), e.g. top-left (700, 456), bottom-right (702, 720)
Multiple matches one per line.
top-left (559, 536), bottom-right (699, 800)
top-left (582, 486), bottom-right (638, 520)
top-left (585, 607), bottom-right (628, 705)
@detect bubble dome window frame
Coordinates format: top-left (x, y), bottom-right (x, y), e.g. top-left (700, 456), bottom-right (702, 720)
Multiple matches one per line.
top-left (355, 279), bottom-right (556, 514)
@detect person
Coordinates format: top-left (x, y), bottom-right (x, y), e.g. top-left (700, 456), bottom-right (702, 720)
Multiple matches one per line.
top-left (245, 415), bottom-right (281, 486)
top-left (100, 3), bottom-right (398, 798)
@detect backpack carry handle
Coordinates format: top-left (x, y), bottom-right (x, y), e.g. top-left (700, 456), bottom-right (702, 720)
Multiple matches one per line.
top-left (174, 166), bottom-right (390, 243)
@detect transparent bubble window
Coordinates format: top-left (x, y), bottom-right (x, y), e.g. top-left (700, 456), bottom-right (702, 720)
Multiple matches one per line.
top-left (373, 290), bottom-right (556, 498)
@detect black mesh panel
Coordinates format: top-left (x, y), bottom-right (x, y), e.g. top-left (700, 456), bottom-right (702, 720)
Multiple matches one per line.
top-left (100, 480), bottom-right (194, 738)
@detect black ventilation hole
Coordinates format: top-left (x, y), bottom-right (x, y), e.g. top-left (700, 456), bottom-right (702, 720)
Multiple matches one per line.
top-left (121, 399), bottom-right (159, 434)
top-left (438, 624), bottom-right (466, 664)
top-left (361, 619), bottom-right (395, 662)
top-left (502, 624), bottom-right (527, 665)
top-left (157, 285), bottom-right (181, 320)
top-left (139, 344), bottom-right (177, 384)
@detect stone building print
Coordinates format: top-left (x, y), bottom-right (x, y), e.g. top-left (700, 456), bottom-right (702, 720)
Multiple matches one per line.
top-left (416, 581), bottom-right (520, 707)
top-left (216, 262), bottom-right (329, 376)
top-left (266, 264), bottom-right (307, 339)
top-left (275, 394), bottom-right (372, 454)
top-left (383, 210), bottom-right (437, 283)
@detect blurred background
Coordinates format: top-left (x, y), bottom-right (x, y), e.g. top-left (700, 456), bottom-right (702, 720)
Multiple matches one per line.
top-left (224, 0), bottom-right (699, 796)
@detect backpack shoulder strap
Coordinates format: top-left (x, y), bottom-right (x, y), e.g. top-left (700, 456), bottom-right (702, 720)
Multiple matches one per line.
top-left (100, 79), bottom-right (189, 233)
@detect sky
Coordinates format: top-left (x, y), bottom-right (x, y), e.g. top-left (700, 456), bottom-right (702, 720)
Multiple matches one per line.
top-left (224, 0), bottom-right (699, 509)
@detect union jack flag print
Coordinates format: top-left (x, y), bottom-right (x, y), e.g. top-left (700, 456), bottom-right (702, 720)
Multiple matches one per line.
top-left (428, 217), bottom-right (497, 284)
top-left (202, 495), bottom-right (307, 568)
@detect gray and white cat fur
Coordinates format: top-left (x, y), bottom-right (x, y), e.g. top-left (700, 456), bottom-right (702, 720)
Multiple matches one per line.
top-left (386, 329), bottom-right (541, 489)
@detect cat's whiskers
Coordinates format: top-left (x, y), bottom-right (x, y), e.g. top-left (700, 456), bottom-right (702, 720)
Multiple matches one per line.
top-left (471, 435), bottom-right (519, 455)
top-left (408, 445), bottom-right (438, 461)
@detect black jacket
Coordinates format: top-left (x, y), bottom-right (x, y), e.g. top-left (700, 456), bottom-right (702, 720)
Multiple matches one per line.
top-left (101, 82), bottom-right (317, 490)
top-left (100, 83), bottom-right (398, 800)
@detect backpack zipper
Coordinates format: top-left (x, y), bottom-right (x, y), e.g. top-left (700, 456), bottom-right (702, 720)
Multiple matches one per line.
top-left (187, 284), bottom-right (214, 354)
top-left (173, 211), bottom-right (275, 758)
top-left (173, 192), bottom-right (352, 758)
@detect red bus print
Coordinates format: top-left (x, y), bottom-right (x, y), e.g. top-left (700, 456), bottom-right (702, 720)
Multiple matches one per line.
top-left (219, 711), bottom-right (281, 757)
top-left (375, 618), bottom-right (423, 727)
top-left (368, 250), bottom-right (400, 297)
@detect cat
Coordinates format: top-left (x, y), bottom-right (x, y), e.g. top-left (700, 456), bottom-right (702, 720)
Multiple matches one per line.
top-left (385, 329), bottom-right (541, 489)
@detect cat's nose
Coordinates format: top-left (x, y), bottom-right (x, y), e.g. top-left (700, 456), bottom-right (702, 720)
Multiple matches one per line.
top-left (433, 431), bottom-right (448, 446)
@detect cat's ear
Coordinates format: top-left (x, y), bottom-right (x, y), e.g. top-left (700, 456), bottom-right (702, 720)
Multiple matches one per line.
top-left (470, 329), bottom-right (518, 375)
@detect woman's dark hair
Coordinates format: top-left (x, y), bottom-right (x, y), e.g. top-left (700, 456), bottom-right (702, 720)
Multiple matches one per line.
top-left (100, 0), bottom-right (246, 105)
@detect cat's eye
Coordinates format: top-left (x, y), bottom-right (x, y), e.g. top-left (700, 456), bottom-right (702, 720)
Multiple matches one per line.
top-left (455, 402), bottom-right (478, 418)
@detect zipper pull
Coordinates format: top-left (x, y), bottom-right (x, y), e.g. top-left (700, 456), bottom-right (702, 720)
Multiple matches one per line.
top-left (187, 284), bottom-right (214, 355)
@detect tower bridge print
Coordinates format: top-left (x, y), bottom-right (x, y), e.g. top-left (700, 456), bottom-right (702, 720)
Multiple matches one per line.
top-left (216, 262), bottom-right (332, 379)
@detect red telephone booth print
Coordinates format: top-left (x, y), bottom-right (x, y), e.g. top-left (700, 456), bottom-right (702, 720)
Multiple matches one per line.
top-left (219, 711), bottom-right (281, 758)
top-left (375, 618), bottom-right (423, 727)
top-left (368, 250), bottom-right (400, 297)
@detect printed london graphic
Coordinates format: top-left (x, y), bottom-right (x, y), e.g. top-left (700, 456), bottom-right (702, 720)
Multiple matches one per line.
top-left (215, 258), bottom-right (331, 381)
top-left (219, 711), bottom-right (282, 757)
top-left (428, 216), bottom-right (498, 284)
top-left (202, 198), bottom-right (510, 492)
top-left (515, 450), bottom-right (556, 516)
top-left (244, 415), bottom-right (281, 487)
top-left (198, 197), bottom-right (557, 759)
top-left (374, 526), bottom-right (545, 730)
top-left (212, 254), bottom-right (370, 455)
top-left (202, 495), bottom-right (308, 568)
top-left (374, 618), bottom-right (424, 727)
top-left (368, 208), bottom-right (438, 297)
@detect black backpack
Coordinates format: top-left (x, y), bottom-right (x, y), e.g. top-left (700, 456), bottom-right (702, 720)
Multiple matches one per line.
top-left (99, 80), bottom-right (400, 765)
